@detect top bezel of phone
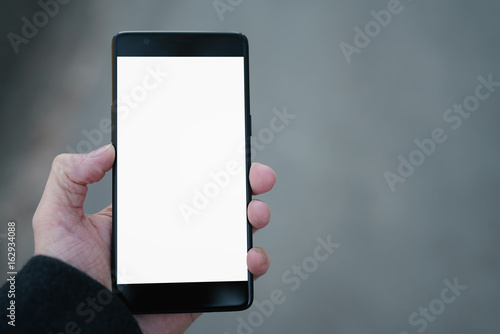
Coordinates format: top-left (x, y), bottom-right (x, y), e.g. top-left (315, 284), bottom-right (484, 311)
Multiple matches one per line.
top-left (114, 31), bottom-right (247, 57)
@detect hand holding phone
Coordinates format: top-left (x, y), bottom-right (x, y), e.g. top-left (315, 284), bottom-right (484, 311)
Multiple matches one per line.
top-left (31, 144), bottom-right (275, 333)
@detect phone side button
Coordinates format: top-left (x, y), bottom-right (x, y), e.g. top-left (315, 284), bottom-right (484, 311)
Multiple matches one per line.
top-left (249, 114), bottom-right (252, 136)
top-left (111, 105), bottom-right (114, 144)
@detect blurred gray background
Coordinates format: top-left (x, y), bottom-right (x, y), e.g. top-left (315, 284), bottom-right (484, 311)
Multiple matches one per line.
top-left (1, 0), bottom-right (499, 333)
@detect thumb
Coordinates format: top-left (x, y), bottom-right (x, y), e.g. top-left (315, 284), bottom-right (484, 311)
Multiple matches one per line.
top-left (66, 144), bottom-right (115, 186)
top-left (35, 144), bottom-right (115, 223)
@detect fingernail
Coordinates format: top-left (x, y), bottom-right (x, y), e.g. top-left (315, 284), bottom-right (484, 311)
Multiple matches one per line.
top-left (87, 144), bottom-right (112, 158)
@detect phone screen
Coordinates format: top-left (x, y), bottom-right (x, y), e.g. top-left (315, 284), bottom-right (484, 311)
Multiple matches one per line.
top-left (116, 55), bottom-right (248, 285)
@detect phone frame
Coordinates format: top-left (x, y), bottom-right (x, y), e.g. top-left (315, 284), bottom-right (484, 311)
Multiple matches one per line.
top-left (111, 31), bottom-right (253, 314)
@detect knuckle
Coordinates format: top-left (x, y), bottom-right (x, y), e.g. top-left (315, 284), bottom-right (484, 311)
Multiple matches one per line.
top-left (51, 153), bottom-right (75, 174)
top-left (52, 153), bottom-right (70, 167)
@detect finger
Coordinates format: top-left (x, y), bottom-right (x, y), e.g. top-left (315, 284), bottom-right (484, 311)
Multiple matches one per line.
top-left (247, 247), bottom-right (270, 279)
top-left (67, 144), bottom-right (115, 186)
top-left (248, 200), bottom-right (270, 232)
top-left (34, 145), bottom-right (115, 223)
top-left (249, 163), bottom-right (276, 195)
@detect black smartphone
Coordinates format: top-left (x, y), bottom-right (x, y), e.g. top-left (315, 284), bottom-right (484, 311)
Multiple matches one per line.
top-left (111, 32), bottom-right (252, 313)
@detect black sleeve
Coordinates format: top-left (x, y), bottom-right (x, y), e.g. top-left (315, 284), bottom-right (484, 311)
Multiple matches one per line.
top-left (0, 255), bottom-right (142, 334)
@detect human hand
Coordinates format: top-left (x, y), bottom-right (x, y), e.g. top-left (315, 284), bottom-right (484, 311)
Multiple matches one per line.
top-left (33, 144), bottom-right (276, 333)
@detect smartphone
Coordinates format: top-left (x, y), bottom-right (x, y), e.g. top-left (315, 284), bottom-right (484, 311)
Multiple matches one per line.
top-left (111, 32), bottom-right (252, 313)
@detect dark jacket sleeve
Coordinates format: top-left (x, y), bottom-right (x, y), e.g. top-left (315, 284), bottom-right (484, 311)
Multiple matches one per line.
top-left (0, 255), bottom-right (142, 334)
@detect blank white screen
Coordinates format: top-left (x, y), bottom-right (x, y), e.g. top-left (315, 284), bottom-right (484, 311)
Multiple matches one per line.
top-left (116, 57), bottom-right (248, 284)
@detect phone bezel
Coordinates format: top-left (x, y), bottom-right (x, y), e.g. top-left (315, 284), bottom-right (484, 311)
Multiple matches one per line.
top-left (111, 32), bottom-right (252, 314)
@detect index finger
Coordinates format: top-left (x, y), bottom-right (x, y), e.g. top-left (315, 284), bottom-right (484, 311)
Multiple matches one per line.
top-left (249, 163), bottom-right (276, 195)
